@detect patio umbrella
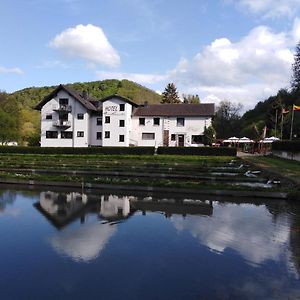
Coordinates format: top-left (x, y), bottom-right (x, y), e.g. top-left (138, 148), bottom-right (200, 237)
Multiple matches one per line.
top-left (223, 137), bottom-right (239, 143)
top-left (238, 137), bottom-right (254, 143)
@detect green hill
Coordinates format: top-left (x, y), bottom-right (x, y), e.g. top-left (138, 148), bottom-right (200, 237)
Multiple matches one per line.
top-left (3, 79), bottom-right (161, 145)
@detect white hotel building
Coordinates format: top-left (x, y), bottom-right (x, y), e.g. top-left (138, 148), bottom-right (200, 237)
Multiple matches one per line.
top-left (35, 84), bottom-right (215, 147)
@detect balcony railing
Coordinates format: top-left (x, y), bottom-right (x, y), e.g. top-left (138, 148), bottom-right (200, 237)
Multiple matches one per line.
top-left (53, 105), bottom-right (72, 112)
top-left (53, 120), bottom-right (71, 128)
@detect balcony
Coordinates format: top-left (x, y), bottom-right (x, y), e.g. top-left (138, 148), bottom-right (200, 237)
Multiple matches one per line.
top-left (53, 120), bottom-right (71, 128)
top-left (53, 105), bottom-right (72, 113)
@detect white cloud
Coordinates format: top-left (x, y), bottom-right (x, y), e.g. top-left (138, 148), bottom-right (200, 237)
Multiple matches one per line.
top-left (172, 203), bottom-right (290, 265)
top-left (0, 66), bottom-right (23, 75)
top-left (35, 60), bottom-right (70, 69)
top-left (228, 0), bottom-right (300, 18)
top-left (50, 222), bottom-right (116, 262)
top-left (168, 23), bottom-right (297, 109)
top-left (96, 70), bottom-right (168, 85)
top-left (50, 24), bottom-right (120, 67)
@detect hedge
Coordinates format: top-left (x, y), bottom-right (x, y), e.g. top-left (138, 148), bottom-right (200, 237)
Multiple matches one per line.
top-left (272, 141), bottom-right (300, 153)
top-left (0, 146), bottom-right (237, 156)
top-left (157, 147), bottom-right (237, 156)
top-left (0, 146), bottom-right (155, 155)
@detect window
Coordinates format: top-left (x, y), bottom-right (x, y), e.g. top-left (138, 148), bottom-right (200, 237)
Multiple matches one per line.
top-left (77, 113), bottom-right (84, 120)
top-left (96, 132), bottom-right (102, 140)
top-left (171, 134), bottom-right (176, 141)
top-left (139, 118), bottom-right (145, 126)
top-left (59, 113), bottom-right (68, 121)
top-left (59, 98), bottom-right (68, 105)
top-left (142, 133), bottom-right (155, 140)
top-left (97, 117), bottom-right (102, 126)
top-left (61, 131), bottom-right (73, 139)
top-left (46, 114), bottom-right (52, 120)
top-left (46, 131), bottom-right (58, 139)
top-left (192, 135), bottom-right (204, 144)
top-left (105, 131), bottom-right (110, 138)
top-left (177, 117), bottom-right (185, 127)
top-left (120, 104), bottom-right (125, 111)
top-left (153, 117), bottom-right (160, 126)
top-left (119, 120), bottom-right (125, 127)
top-left (77, 131), bottom-right (84, 137)
top-left (119, 135), bottom-right (125, 142)
top-left (105, 116), bottom-right (110, 124)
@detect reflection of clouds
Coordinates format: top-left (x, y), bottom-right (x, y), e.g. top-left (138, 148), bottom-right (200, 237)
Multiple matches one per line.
top-left (172, 204), bottom-right (290, 265)
top-left (0, 208), bottom-right (20, 217)
top-left (232, 275), bottom-right (300, 300)
top-left (50, 223), bottom-right (116, 262)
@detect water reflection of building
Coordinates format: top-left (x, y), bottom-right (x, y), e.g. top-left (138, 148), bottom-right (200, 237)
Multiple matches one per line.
top-left (100, 195), bottom-right (131, 222)
top-left (131, 198), bottom-right (213, 218)
top-left (34, 190), bottom-right (215, 262)
top-left (35, 191), bottom-right (89, 229)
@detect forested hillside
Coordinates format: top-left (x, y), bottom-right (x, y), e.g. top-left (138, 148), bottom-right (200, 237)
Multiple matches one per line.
top-left (240, 88), bottom-right (300, 140)
top-left (0, 79), bottom-right (161, 145)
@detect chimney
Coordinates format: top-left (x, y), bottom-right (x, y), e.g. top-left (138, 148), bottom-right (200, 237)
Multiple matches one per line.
top-left (83, 90), bottom-right (88, 99)
top-left (144, 101), bottom-right (148, 107)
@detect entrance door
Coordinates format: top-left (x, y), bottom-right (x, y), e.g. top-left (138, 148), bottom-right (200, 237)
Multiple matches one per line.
top-left (163, 130), bottom-right (169, 146)
top-left (178, 134), bottom-right (184, 147)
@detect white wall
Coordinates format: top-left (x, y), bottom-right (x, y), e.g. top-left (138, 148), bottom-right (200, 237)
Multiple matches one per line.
top-left (131, 116), bottom-right (164, 147)
top-left (40, 90), bottom-right (89, 147)
top-left (102, 97), bottom-right (132, 147)
top-left (168, 116), bottom-right (211, 147)
top-left (131, 116), bottom-right (211, 147)
top-left (89, 114), bottom-right (102, 146)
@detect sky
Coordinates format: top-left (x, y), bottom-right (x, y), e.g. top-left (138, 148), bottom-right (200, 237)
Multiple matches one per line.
top-left (1, 0), bottom-right (300, 110)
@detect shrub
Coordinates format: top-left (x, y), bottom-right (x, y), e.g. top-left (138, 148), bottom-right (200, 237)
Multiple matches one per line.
top-left (272, 141), bottom-right (300, 153)
top-left (157, 147), bottom-right (237, 156)
top-left (0, 146), bottom-right (155, 155)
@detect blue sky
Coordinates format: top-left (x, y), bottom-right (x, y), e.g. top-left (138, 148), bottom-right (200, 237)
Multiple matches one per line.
top-left (1, 0), bottom-right (300, 109)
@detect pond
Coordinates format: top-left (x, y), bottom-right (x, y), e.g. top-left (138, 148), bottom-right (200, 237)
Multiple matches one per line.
top-left (1, 186), bottom-right (300, 300)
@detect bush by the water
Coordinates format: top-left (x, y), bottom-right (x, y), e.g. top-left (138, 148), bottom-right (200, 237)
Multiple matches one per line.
top-left (272, 141), bottom-right (300, 153)
top-left (157, 147), bottom-right (237, 156)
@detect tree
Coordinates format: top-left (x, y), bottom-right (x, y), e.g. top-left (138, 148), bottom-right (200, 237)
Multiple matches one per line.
top-left (161, 83), bottom-right (181, 104)
top-left (291, 41), bottom-right (300, 91)
top-left (213, 101), bottom-right (243, 139)
top-left (182, 94), bottom-right (200, 104)
top-left (203, 125), bottom-right (216, 145)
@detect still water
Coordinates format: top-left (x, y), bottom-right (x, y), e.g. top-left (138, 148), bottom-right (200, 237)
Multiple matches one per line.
top-left (1, 186), bottom-right (300, 300)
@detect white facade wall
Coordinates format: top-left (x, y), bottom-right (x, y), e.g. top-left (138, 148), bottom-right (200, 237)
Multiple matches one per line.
top-left (102, 98), bottom-right (132, 147)
top-left (131, 116), bottom-right (211, 147)
top-left (41, 90), bottom-right (89, 147)
top-left (131, 116), bottom-right (164, 147)
top-left (89, 115), bottom-right (103, 146)
top-left (168, 116), bottom-right (211, 147)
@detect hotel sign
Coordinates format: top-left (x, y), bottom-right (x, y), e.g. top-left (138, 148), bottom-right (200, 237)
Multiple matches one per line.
top-left (105, 106), bottom-right (118, 112)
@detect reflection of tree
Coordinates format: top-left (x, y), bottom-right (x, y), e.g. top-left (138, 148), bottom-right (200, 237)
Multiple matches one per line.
top-left (288, 203), bottom-right (300, 276)
top-left (266, 200), bottom-right (300, 277)
top-left (0, 191), bottom-right (17, 213)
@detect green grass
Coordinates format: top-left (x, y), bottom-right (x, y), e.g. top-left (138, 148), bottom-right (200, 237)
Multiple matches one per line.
top-left (242, 156), bottom-right (300, 185)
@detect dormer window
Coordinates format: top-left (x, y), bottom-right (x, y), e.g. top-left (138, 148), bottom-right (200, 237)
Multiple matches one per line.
top-left (59, 98), bottom-right (68, 105)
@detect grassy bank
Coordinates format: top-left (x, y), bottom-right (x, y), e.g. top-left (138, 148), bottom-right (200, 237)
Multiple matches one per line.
top-left (241, 155), bottom-right (300, 186)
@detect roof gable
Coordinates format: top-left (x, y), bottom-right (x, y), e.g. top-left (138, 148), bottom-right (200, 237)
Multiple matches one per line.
top-left (100, 94), bottom-right (138, 107)
top-left (34, 84), bottom-right (98, 111)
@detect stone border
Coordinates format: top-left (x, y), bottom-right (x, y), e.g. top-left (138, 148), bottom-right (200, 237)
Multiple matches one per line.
top-left (0, 178), bottom-right (288, 199)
